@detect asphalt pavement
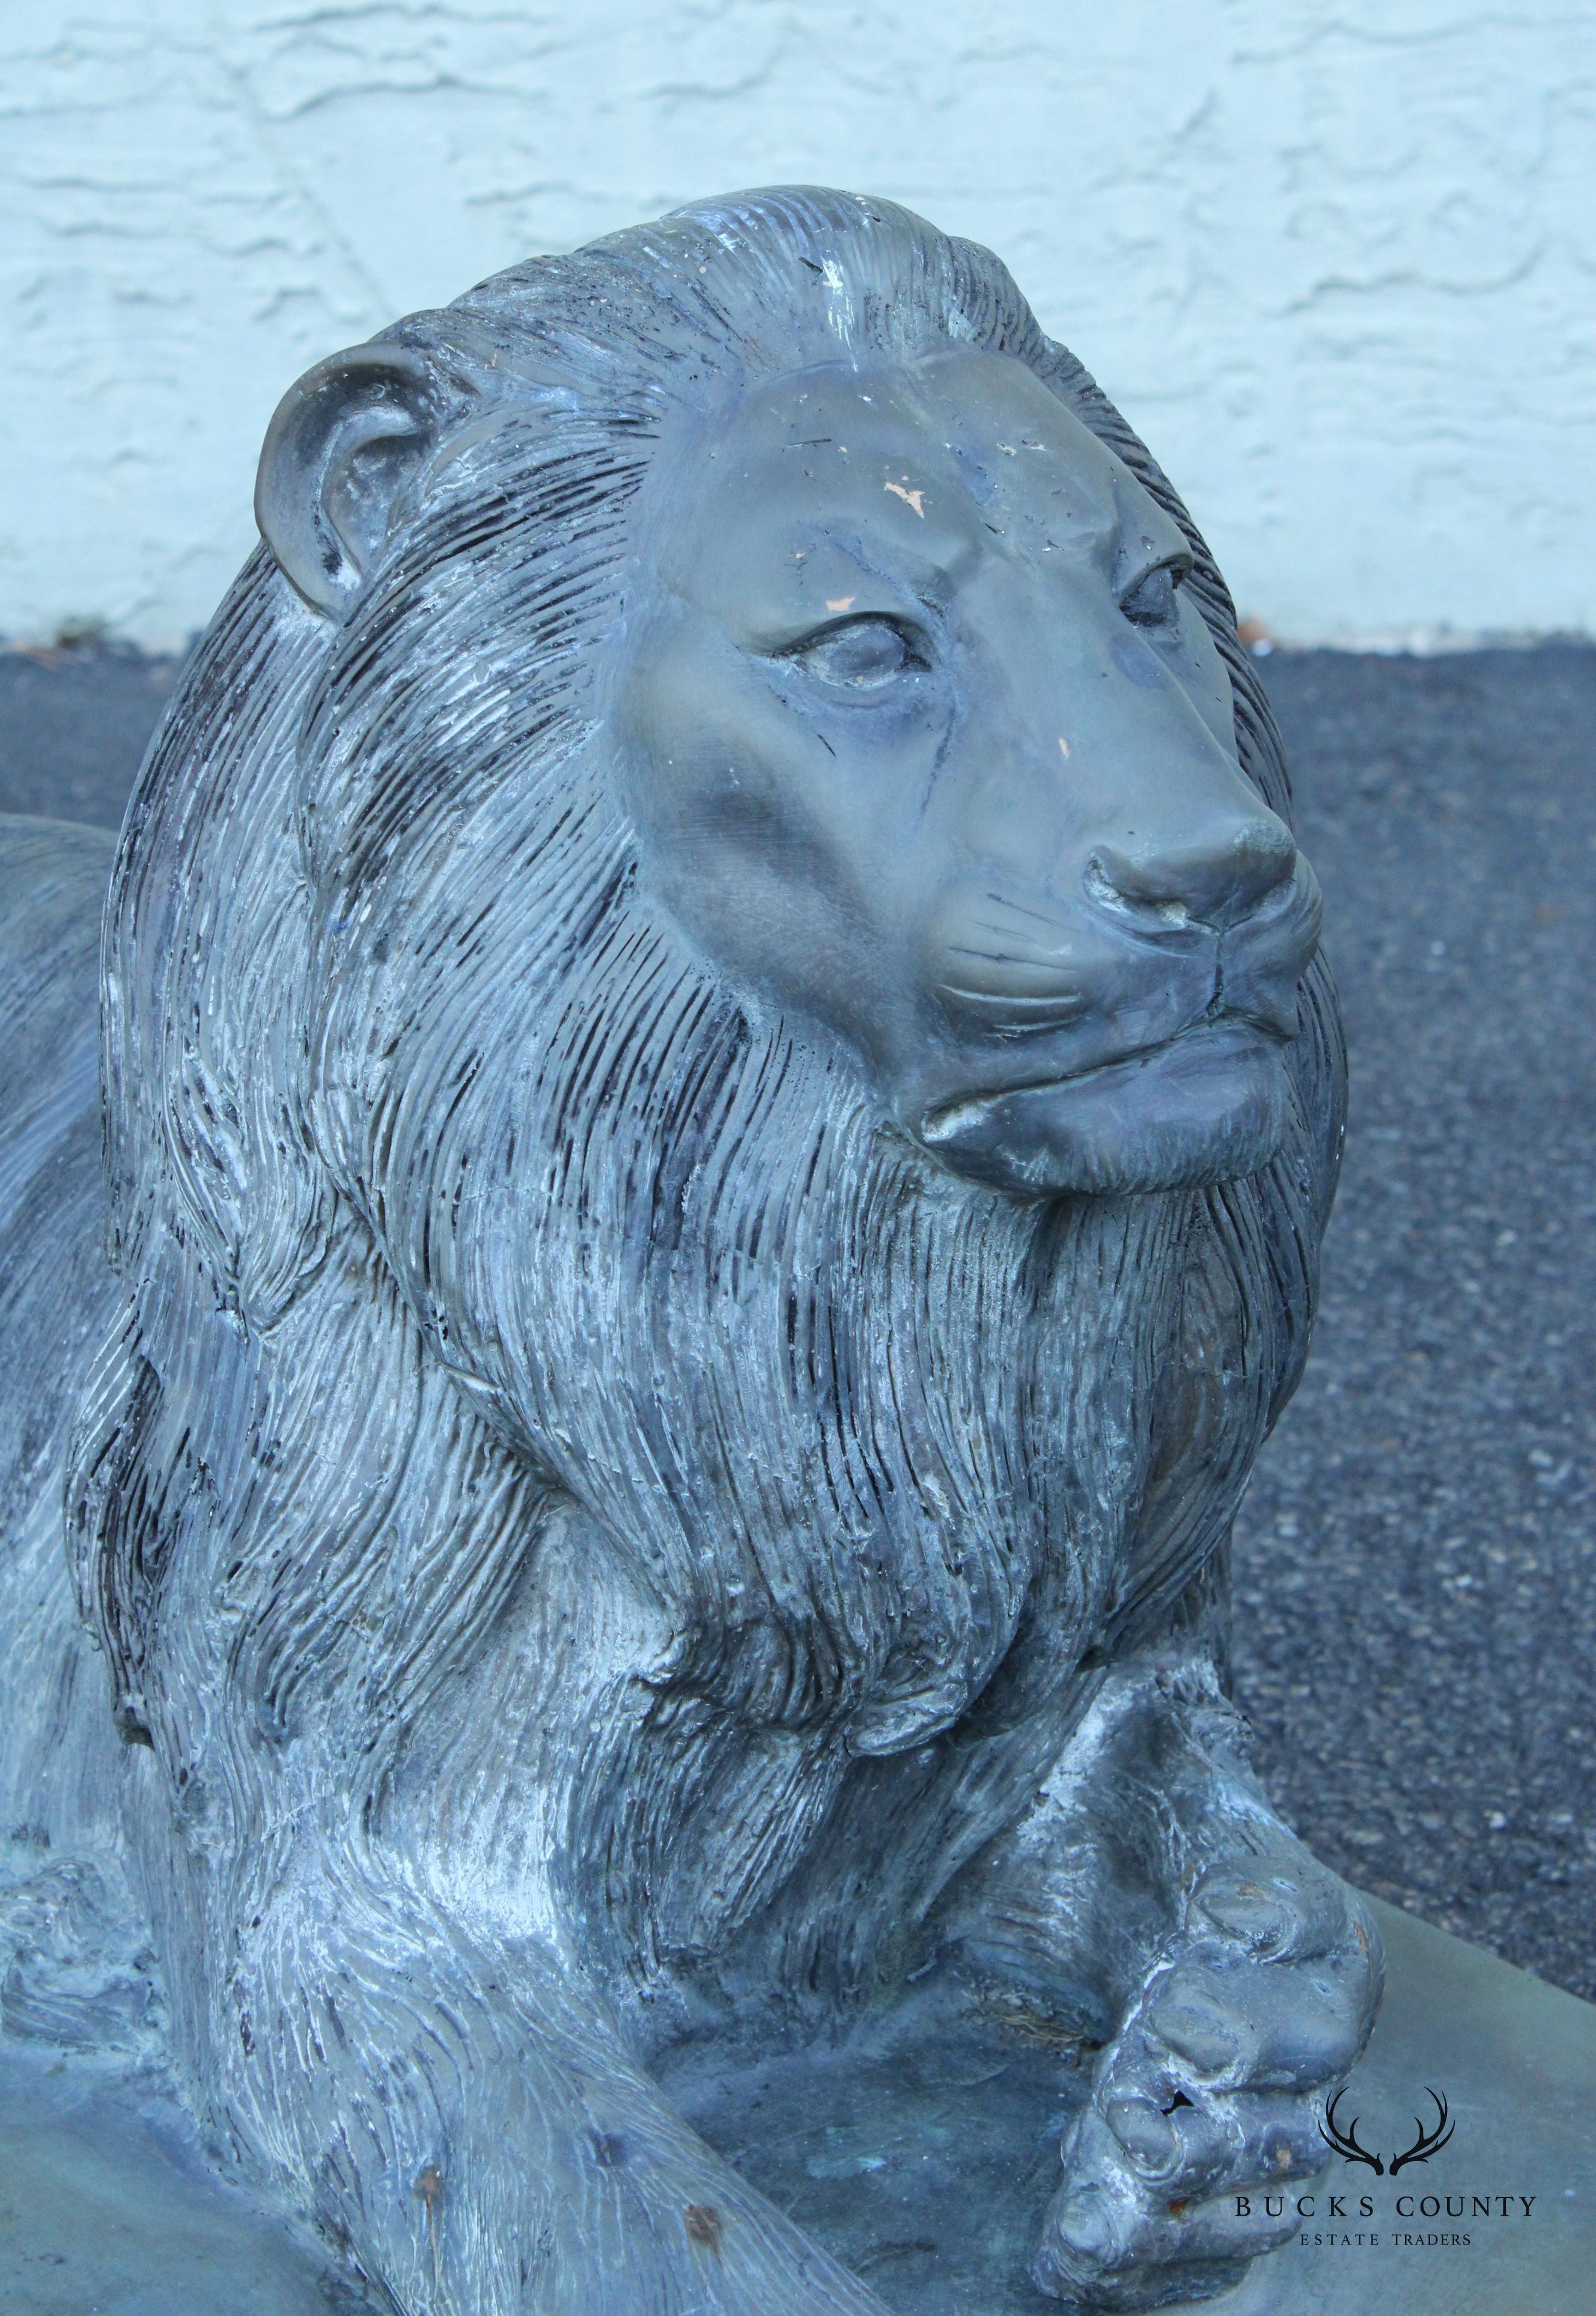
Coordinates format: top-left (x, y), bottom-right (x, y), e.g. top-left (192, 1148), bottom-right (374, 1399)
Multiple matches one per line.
top-left (1232, 641), bottom-right (1596, 2004)
top-left (2, 635), bottom-right (1593, 2000)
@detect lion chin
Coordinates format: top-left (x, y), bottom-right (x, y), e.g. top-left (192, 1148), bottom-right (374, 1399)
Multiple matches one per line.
top-left (0, 187), bottom-right (1365, 2316)
top-left (917, 1016), bottom-right (1297, 1196)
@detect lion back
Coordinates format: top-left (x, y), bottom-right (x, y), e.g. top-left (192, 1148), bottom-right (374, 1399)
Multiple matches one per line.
top-left (0, 814), bottom-right (155, 2053)
top-left (0, 813), bottom-right (113, 1533)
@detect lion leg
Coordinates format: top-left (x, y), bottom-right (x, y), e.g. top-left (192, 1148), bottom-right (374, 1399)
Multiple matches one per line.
top-left (939, 1648), bottom-right (1382, 2310)
top-left (209, 1893), bottom-right (890, 2316)
top-left (127, 1485), bottom-right (890, 2316)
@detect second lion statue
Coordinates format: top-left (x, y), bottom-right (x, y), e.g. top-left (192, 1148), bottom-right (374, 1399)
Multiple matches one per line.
top-left (1, 189), bottom-right (1379, 2314)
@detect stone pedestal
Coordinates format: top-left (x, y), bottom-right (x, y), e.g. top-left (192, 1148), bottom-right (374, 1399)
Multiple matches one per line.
top-left (5, 1898), bottom-right (1592, 2314)
top-left (0, 2044), bottom-right (346, 2314)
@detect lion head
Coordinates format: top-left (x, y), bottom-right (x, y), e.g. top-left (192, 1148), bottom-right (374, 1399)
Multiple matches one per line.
top-left (70, 191), bottom-right (1342, 2030)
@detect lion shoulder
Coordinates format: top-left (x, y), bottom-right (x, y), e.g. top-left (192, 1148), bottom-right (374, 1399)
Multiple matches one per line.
top-left (0, 813), bottom-right (111, 1220)
top-left (0, 812), bottom-right (117, 1534)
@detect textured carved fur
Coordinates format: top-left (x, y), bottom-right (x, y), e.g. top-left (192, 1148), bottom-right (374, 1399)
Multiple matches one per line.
top-left (6, 192), bottom-right (1351, 2312)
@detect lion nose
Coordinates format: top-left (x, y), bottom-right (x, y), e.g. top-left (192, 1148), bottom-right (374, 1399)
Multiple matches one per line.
top-left (1088, 817), bottom-right (1298, 932)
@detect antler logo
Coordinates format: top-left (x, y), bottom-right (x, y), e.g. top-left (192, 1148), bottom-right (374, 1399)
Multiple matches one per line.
top-left (1319, 2086), bottom-right (1455, 2177)
top-left (1389, 2090), bottom-right (1454, 2175)
top-left (1320, 2088), bottom-right (1384, 2174)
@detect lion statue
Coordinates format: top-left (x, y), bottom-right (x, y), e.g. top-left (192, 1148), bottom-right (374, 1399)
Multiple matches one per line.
top-left (0, 188), bottom-right (1378, 2314)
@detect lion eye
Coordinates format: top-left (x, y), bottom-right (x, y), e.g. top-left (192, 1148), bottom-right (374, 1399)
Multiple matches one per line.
top-left (786, 616), bottom-right (924, 689)
top-left (1119, 562), bottom-right (1186, 629)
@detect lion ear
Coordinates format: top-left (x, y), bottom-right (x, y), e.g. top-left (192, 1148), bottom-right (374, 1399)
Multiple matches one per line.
top-left (255, 341), bottom-right (461, 619)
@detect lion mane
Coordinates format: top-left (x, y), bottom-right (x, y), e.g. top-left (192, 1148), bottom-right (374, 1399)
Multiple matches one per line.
top-left (63, 188), bottom-right (1342, 2294)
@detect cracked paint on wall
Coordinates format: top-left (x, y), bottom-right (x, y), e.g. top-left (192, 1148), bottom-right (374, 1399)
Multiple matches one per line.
top-left (2, 0), bottom-right (1591, 646)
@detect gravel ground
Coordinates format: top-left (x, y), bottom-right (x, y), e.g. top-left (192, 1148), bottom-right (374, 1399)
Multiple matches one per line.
top-left (1233, 642), bottom-right (1596, 2003)
top-left (2, 636), bottom-right (1593, 2000)
top-left (0, 640), bottom-right (185, 826)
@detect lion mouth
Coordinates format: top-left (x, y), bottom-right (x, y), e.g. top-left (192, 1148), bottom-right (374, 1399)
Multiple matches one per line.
top-left (918, 1012), bottom-right (1282, 1147)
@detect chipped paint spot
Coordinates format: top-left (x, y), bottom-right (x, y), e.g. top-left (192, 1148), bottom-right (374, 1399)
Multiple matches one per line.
top-left (684, 2204), bottom-right (724, 2254)
top-left (818, 255), bottom-right (854, 346)
top-left (884, 480), bottom-right (925, 517)
top-left (826, 594), bottom-right (855, 612)
top-left (1058, 738), bottom-right (1070, 759)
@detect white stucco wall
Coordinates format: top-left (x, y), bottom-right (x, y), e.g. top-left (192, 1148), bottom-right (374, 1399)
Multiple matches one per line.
top-left (2, 1), bottom-right (1591, 649)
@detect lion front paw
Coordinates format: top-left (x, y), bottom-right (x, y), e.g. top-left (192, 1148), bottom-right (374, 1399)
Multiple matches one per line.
top-left (1031, 1853), bottom-right (1383, 2309)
